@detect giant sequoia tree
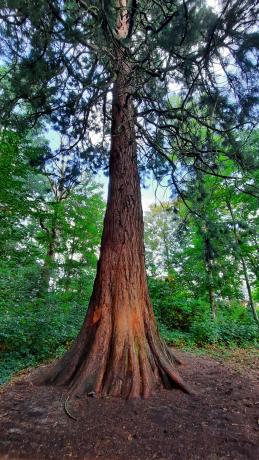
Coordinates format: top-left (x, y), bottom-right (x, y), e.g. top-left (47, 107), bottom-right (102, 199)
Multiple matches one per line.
top-left (0, 0), bottom-right (258, 397)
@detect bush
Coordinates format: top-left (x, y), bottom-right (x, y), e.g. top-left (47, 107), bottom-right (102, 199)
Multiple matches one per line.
top-left (159, 323), bottom-right (194, 347)
top-left (0, 296), bottom-right (88, 384)
top-left (159, 320), bottom-right (258, 349)
top-left (189, 319), bottom-right (258, 347)
top-left (149, 277), bottom-right (258, 349)
top-left (148, 277), bottom-right (208, 330)
top-left (1, 276), bottom-right (258, 384)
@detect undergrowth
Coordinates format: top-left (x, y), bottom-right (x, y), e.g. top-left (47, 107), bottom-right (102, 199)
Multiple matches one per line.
top-left (0, 288), bottom-right (258, 384)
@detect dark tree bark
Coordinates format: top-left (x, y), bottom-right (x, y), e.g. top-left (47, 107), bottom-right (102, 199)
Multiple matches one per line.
top-left (204, 233), bottom-right (217, 321)
top-left (37, 216), bottom-right (57, 297)
top-left (35, 54), bottom-right (191, 399)
top-left (196, 171), bottom-right (217, 320)
top-left (64, 227), bottom-right (77, 292)
top-left (227, 201), bottom-right (258, 323)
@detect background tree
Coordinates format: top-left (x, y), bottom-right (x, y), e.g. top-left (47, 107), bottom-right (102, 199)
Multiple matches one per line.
top-left (144, 128), bottom-right (258, 341)
top-left (0, 131), bottom-right (105, 303)
top-left (0, 127), bottom-right (105, 383)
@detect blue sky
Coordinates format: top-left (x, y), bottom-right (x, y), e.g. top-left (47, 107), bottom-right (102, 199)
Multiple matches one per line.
top-left (47, 128), bottom-right (170, 212)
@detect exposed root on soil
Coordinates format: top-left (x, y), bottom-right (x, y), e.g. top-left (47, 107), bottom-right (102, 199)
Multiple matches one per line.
top-left (64, 396), bottom-right (77, 421)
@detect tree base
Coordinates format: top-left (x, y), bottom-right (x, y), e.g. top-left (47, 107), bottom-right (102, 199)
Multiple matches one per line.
top-left (34, 304), bottom-right (192, 399)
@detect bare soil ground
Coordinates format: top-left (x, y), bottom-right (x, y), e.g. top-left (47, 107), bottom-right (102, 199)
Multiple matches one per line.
top-left (0, 349), bottom-right (258, 460)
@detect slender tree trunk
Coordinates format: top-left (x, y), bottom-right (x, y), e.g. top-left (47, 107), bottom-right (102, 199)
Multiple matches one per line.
top-left (204, 235), bottom-right (217, 320)
top-left (162, 227), bottom-right (171, 276)
top-left (240, 256), bottom-right (258, 321)
top-left (196, 168), bottom-right (217, 320)
top-left (64, 228), bottom-right (77, 292)
top-left (37, 219), bottom-right (57, 297)
top-left (35, 50), bottom-right (191, 398)
top-left (227, 201), bottom-right (258, 322)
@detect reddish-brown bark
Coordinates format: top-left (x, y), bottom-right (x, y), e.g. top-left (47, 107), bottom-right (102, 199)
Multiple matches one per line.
top-left (35, 52), bottom-right (191, 398)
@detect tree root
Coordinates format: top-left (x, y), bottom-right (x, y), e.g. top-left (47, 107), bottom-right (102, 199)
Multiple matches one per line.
top-left (64, 396), bottom-right (77, 421)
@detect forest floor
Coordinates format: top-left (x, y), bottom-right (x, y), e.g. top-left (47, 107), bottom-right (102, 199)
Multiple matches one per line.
top-left (0, 348), bottom-right (258, 460)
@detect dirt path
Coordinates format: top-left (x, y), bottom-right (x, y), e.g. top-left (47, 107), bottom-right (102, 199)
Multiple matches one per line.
top-left (0, 350), bottom-right (258, 460)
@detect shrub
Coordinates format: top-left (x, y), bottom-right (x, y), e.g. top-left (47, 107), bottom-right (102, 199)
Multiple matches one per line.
top-left (0, 296), bottom-right (88, 384)
top-left (148, 277), bottom-right (208, 330)
top-left (1, 277), bottom-right (258, 384)
top-left (159, 323), bottom-right (194, 347)
top-left (189, 319), bottom-right (258, 347)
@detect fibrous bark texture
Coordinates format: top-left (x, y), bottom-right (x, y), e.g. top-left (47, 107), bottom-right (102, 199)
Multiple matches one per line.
top-left (35, 52), bottom-right (190, 399)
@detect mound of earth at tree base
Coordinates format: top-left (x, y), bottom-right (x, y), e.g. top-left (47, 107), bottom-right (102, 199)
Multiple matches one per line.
top-left (0, 351), bottom-right (258, 460)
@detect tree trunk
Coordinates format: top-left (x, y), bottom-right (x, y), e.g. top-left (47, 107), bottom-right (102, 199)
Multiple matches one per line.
top-left (204, 235), bottom-right (217, 321)
top-left (195, 167), bottom-right (217, 320)
top-left (162, 226), bottom-right (172, 276)
top-left (37, 218), bottom-right (57, 297)
top-left (227, 201), bottom-right (258, 323)
top-left (240, 255), bottom-right (258, 322)
top-left (35, 54), bottom-right (191, 398)
top-left (64, 227), bottom-right (77, 292)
